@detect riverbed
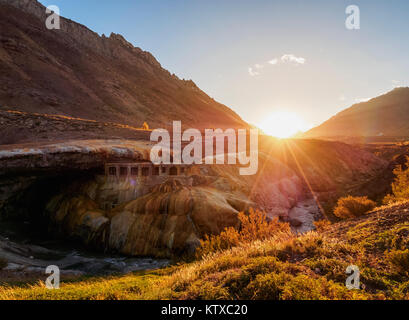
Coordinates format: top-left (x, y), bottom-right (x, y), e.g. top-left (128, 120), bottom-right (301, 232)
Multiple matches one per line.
top-left (0, 220), bottom-right (170, 281)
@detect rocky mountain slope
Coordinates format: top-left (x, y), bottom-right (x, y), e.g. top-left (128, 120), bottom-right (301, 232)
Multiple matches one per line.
top-left (0, 0), bottom-right (247, 130)
top-left (303, 87), bottom-right (409, 139)
top-left (0, 110), bottom-right (152, 145)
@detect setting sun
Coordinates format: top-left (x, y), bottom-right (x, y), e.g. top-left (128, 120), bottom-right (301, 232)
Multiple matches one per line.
top-left (258, 111), bottom-right (310, 138)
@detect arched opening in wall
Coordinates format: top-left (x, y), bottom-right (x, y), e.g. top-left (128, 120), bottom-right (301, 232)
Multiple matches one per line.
top-left (142, 167), bottom-right (149, 177)
top-left (120, 167), bottom-right (128, 176)
top-left (169, 167), bottom-right (178, 176)
top-left (161, 167), bottom-right (166, 174)
top-left (131, 167), bottom-right (139, 176)
top-left (108, 167), bottom-right (117, 176)
top-left (153, 167), bottom-right (160, 176)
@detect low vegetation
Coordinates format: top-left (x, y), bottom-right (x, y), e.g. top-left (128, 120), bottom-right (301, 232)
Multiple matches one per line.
top-left (1, 169), bottom-right (408, 300)
top-left (386, 250), bottom-right (409, 275)
top-left (384, 157), bottom-right (409, 204)
top-left (333, 196), bottom-right (376, 219)
top-left (313, 219), bottom-right (332, 232)
top-left (2, 201), bottom-right (409, 300)
top-left (196, 209), bottom-right (291, 258)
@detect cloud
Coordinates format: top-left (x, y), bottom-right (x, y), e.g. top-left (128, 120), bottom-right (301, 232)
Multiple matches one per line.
top-left (280, 54), bottom-right (306, 65)
top-left (248, 67), bottom-right (260, 77)
top-left (248, 63), bottom-right (264, 76)
top-left (268, 58), bottom-right (278, 65)
top-left (249, 54), bottom-right (306, 77)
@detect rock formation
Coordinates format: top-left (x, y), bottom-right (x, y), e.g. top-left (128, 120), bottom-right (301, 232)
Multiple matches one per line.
top-left (0, 138), bottom-right (388, 257)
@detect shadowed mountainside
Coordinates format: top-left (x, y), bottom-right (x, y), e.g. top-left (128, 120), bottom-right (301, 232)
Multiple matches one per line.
top-left (0, 0), bottom-right (247, 130)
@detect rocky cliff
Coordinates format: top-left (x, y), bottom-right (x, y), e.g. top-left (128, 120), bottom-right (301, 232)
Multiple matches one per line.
top-left (0, 0), bottom-right (247, 130)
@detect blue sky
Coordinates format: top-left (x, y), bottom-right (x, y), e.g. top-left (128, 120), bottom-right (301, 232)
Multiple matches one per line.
top-left (39, 0), bottom-right (409, 130)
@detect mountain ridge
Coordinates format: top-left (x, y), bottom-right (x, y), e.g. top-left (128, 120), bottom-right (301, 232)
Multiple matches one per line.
top-left (0, 0), bottom-right (247, 130)
top-left (303, 87), bottom-right (409, 139)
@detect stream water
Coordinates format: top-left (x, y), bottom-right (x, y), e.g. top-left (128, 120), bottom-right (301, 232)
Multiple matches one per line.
top-left (0, 220), bottom-right (170, 277)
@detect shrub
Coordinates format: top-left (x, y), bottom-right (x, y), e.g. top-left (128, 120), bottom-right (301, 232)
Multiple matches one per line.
top-left (314, 219), bottom-right (332, 232)
top-left (383, 157), bottom-right (409, 204)
top-left (0, 257), bottom-right (7, 270)
top-left (196, 208), bottom-right (291, 258)
top-left (386, 249), bottom-right (409, 275)
top-left (333, 196), bottom-right (376, 219)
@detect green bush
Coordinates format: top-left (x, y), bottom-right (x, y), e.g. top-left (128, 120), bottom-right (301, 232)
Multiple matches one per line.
top-left (333, 196), bottom-right (376, 219)
top-left (384, 157), bottom-right (409, 204)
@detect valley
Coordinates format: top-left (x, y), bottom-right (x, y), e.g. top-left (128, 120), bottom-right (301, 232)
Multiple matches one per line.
top-left (1, 0), bottom-right (409, 302)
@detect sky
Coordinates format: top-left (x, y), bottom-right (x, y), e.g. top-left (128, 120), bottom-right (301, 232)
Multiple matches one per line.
top-left (39, 0), bottom-right (409, 133)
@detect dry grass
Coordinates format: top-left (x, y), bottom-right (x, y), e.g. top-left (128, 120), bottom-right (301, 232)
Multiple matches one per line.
top-left (384, 157), bottom-right (409, 204)
top-left (333, 196), bottom-right (376, 219)
top-left (196, 208), bottom-right (291, 258)
top-left (2, 203), bottom-right (409, 300)
top-left (386, 250), bottom-right (409, 275)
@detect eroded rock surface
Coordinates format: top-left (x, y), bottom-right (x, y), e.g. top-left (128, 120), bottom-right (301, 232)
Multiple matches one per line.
top-left (42, 153), bottom-right (304, 257)
top-left (0, 138), bottom-right (388, 258)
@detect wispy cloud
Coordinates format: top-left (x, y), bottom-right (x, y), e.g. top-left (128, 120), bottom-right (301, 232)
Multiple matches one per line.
top-left (280, 54), bottom-right (306, 65)
top-left (248, 67), bottom-right (260, 76)
top-left (248, 53), bottom-right (306, 76)
top-left (268, 58), bottom-right (278, 65)
top-left (248, 63), bottom-right (263, 76)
